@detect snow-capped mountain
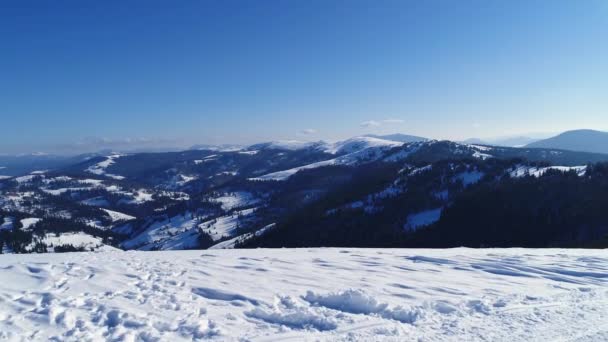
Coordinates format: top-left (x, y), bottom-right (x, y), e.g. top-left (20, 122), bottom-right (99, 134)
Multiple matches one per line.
top-left (2, 135), bottom-right (608, 254)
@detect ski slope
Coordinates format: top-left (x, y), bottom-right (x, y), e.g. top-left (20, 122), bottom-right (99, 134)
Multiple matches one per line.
top-left (0, 248), bottom-right (607, 341)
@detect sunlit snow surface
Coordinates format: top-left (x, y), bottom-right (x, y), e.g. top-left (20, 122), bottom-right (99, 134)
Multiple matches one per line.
top-left (0, 248), bottom-right (607, 341)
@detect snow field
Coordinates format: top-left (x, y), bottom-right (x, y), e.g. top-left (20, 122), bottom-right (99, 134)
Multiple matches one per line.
top-left (0, 248), bottom-right (607, 341)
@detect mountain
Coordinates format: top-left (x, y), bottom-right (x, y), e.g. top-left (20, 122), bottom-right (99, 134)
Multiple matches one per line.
top-left (189, 143), bottom-right (243, 152)
top-left (3, 136), bottom-right (608, 254)
top-left (491, 136), bottom-right (539, 147)
top-left (364, 133), bottom-right (428, 143)
top-left (461, 138), bottom-right (488, 145)
top-left (462, 136), bottom-right (540, 147)
top-left (526, 129), bottom-right (608, 154)
top-left (0, 153), bottom-right (101, 176)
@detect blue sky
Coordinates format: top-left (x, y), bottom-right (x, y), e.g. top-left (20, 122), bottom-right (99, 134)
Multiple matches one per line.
top-left (1, 0), bottom-right (607, 153)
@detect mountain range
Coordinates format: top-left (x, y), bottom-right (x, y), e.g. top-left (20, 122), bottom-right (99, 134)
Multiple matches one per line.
top-left (2, 130), bottom-right (608, 253)
top-left (525, 129), bottom-right (608, 154)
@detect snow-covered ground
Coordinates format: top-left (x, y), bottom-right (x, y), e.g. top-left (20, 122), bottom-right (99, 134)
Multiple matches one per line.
top-left (0, 248), bottom-right (606, 341)
top-left (209, 192), bottom-right (259, 211)
top-left (25, 232), bottom-right (118, 253)
top-left (86, 154), bottom-right (125, 180)
top-left (102, 209), bottom-right (136, 222)
top-left (510, 165), bottom-right (587, 178)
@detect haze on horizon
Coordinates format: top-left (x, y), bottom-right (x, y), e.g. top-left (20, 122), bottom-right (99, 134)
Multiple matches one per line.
top-left (1, 1), bottom-right (607, 154)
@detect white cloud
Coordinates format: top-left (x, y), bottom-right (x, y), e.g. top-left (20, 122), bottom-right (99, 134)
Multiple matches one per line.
top-left (360, 120), bottom-right (381, 127)
top-left (360, 119), bottom-right (404, 128)
top-left (298, 128), bottom-right (317, 136)
top-left (382, 119), bottom-right (405, 124)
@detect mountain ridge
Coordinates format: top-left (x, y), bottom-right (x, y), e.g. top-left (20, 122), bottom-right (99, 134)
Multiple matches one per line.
top-left (526, 129), bottom-right (608, 154)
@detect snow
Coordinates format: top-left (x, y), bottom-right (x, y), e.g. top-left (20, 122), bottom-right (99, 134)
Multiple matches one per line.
top-left (209, 192), bottom-right (259, 211)
top-left (404, 208), bottom-right (442, 231)
top-left (408, 164), bottom-right (432, 176)
top-left (78, 179), bottom-right (104, 185)
top-left (214, 171), bottom-right (238, 177)
top-left (0, 248), bottom-right (607, 341)
top-left (128, 189), bottom-right (154, 204)
top-left (121, 213), bottom-right (199, 250)
top-left (86, 154), bottom-right (125, 180)
top-left (42, 187), bottom-right (92, 196)
top-left (19, 217), bottom-right (41, 230)
top-left (469, 144), bottom-right (493, 151)
top-left (472, 151), bottom-right (493, 160)
top-left (199, 208), bottom-right (256, 241)
top-left (1, 216), bottom-right (14, 230)
top-left (14, 175), bottom-right (38, 183)
top-left (194, 155), bottom-right (218, 164)
top-left (209, 223), bottom-right (276, 249)
top-left (510, 165), bottom-right (587, 178)
top-left (26, 232), bottom-right (118, 252)
top-left (250, 159), bottom-right (337, 181)
top-left (250, 137), bottom-right (405, 181)
top-left (81, 197), bottom-right (110, 207)
top-left (166, 174), bottom-right (198, 189)
top-left (454, 170), bottom-right (484, 186)
top-left (323, 136), bottom-right (403, 155)
top-left (101, 209), bottom-right (136, 222)
top-left (42, 176), bottom-right (73, 184)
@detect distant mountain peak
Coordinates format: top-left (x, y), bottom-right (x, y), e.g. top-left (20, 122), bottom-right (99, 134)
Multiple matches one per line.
top-left (526, 129), bottom-right (608, 154)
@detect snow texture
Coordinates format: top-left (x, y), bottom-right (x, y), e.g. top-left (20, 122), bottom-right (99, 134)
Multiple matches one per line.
top-left (0, 248), bottom-right (607, 341)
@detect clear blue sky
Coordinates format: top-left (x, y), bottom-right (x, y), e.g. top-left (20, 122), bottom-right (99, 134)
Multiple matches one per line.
top-left (1, 0), bottom-right (607, 153)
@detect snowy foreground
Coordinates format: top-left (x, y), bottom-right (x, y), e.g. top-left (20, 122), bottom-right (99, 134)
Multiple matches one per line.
top-left (0, 249), bottom-right (607, 341)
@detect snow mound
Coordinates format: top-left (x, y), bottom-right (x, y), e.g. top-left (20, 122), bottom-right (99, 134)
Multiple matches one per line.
top-left (303, 289), bottom-right (422, 323)
top-left (246, 296), bottom-right (338, 331)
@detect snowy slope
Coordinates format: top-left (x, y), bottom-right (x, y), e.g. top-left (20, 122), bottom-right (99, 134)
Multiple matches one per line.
top-left (86, 154), bottom-right (125, 180)
top-left (323, 136), bottom-right (403, 155)
top-left (0, 248), bottom-right (606, 341)
top-left (209, 192), bottom-right (259, 211)
top-left (26, 232), bottom-right (118, 252)
top-left (510, 165), bottom-right (587, 178)
top-left (251, 137), bottom-right (404, 181)
top-left (101, 209), bottom-right (136, 222)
